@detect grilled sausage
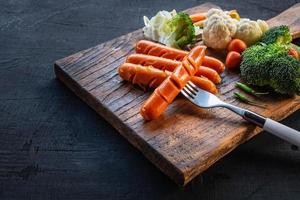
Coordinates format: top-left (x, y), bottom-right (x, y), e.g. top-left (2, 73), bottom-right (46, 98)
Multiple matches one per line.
top-left (140, 45), bottom-right (206, 120)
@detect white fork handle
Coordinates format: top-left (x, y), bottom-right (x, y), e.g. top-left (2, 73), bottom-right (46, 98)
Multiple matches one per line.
top-left (206, 100), bottom-right (300, 146)
top-left (263, 118), bottom-right (300, 146)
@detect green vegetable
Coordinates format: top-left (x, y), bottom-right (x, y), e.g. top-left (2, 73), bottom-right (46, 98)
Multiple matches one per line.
top-left (163, 12), bottom-right (195, 48)
top-left (240, 43), bottom-right (300, 95)
top-left (260, 25), bottom-right (292, 45)
top-left (234, 92), bottom-right (266, 108)
top-left (235, 82), bottom-right (268, 96)
top-left (143, 10), bottom-right (195, 49)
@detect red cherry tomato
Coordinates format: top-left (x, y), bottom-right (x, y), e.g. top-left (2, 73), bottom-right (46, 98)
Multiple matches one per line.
top-left (226, 51), bottom-right (242, 69)
top-left (288, 49), bottom-right (299, 59)
top-left (227, 39), bottom-right (247, 53)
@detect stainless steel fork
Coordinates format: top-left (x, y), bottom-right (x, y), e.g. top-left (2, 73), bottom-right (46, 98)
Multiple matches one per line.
top-left (181, 81), bottom-right (300, 146)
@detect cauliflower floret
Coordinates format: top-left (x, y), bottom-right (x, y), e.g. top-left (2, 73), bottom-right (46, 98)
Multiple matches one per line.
top-left (203, 14), bottom-right (237, 49)
top-left (234, 19), bottom-right (268, 46)
top-left (257, 19), bottom-right (269, 33)
top-left (202, 8), bottom-right (267, 49)
top-left (223, 15), bottom-right (238, 37)
top-left (206, 8), bottom-right (226, 18)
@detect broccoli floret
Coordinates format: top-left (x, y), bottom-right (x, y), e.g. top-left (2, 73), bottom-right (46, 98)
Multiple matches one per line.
top-left (165, 12), bottom-right (195, 48)
top-left (260, 25), bottom-right (292, 45)
top-left (269, 56), bottom-right (300, 94)
top-left (240, 43), bottom-right (300, 95)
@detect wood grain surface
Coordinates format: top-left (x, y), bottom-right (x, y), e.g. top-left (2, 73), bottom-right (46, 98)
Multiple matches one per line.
top-left (54, 3), bottom-right (300, 185)
top-left (267, 3), bottom-right (300, 39)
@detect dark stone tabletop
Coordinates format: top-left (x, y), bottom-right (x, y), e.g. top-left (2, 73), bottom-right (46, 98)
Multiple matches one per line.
top-left (1, 0), bottom-right (300, 199)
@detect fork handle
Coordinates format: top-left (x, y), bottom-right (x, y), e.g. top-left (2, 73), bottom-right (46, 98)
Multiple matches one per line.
top-left (263, 118), bottom-right (300, 147)
top-left (243, 110), bottom-right (300, 146)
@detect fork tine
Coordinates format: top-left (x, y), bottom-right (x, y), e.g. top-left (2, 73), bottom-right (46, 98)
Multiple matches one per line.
top-left (187, 81), bottom-right (199, 92)
top-left (183, 84), bottom-right (196, 97)
top-left (182, 86), bottom-right (195, 98)
top-left (185, 83), bottom-right (197, 96)
top-left (181, 88), bottom-right (195, 101)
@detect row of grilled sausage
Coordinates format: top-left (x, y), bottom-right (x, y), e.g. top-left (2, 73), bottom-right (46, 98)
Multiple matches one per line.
top-left (118, 40), bottom-right (225, 120)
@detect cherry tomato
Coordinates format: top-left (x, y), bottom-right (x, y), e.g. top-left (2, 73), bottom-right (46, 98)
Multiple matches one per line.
top-left (288, 49), bottom-right (299, 59)
top-left (226, 51), bottom-right (242, 69)
top-left (227, 39), bottom-right (247, 53)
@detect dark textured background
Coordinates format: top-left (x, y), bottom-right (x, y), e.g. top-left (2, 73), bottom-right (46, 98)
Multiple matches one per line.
top-left (1, 0), bottom-right (300, 199)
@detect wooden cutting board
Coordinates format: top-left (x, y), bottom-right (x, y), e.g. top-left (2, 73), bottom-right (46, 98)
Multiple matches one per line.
top-left (54, 3), bottom-right (300, 186)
